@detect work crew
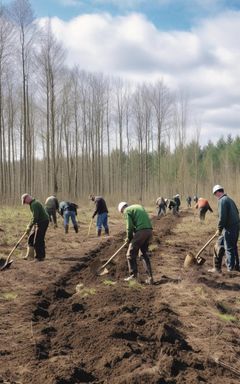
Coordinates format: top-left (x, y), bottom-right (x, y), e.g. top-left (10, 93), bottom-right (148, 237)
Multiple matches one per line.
top-left (45, 195), bottom-right (59, 228)
top-left (155, 196), bottom-right (167, 217)
top-left (22, 193), bottom-right (49, 261)
top-left (89, 194), bottom-right (109, 236)
top-left (118, 202), bottom-right (153, 284)
top-left (210, 185), bottom-right (239, 272)
top-left (59, 201), bottom-right (79, 234)
top-left (195, 197), bottom-right (213, 222)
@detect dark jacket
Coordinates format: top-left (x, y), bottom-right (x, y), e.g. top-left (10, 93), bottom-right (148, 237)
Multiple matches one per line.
top-left (59, 201), bottom-right (78, 216)
top-left (92, 196), bottom-right (108, 218)
top-left (218, 194), bottom-right (239, 231)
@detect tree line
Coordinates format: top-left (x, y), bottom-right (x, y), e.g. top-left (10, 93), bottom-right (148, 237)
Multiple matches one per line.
top-left (0, 0), bottom-right (239, 205)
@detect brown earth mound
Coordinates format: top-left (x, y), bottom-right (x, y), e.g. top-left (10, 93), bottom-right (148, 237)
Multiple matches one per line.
top-left (0, 210), bottom-right (240, 383)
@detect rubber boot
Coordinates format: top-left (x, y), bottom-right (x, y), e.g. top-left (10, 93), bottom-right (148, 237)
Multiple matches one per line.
top-left (74, 225), bottom-right (78, 233)
top-left (142, 253), bottom-right (154, 284)
top-left (97, 229), bottom-right (101, 237)
top-left (65, 225), bottom-right (69, 234)
top-left (24, 246), bottom-right (35, 260)
top-left (105, 227), bottom-right (109, 236)
top-left (126, 256), bottom-right (138, 278)
top-left (208, 241), bottom-right (224, 273)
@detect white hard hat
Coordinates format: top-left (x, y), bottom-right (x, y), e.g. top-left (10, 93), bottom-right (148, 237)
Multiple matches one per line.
top-left (175, 194), bottom-right (180, 197)
top-left (21, 193), bottom-right (29, 204)
top-left (118, 201), bottom-right (128, 213)
top-left (212, 185), bottom-right (224, 194)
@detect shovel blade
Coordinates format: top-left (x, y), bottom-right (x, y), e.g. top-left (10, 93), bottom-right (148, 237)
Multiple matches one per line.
top-left (99, 267), bottom-right (109, 276)
top-left (0, 259), bottom-right (13, 271)
top-left (196, 256), bottom-right (206, 265)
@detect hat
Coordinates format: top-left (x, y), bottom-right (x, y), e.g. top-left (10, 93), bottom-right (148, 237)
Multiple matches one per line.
top-left (212, 185), bottom-right (224, 194)
top-left (118, 202), bottom-right (128, 213)
top-left (21, 193), bottom-right (29, 205)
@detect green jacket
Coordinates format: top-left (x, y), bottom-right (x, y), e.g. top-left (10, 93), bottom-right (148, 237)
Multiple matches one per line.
top-left (124, 204), bottom-right (152, 241)
top-left (28, 199), bottom-right (49, 230)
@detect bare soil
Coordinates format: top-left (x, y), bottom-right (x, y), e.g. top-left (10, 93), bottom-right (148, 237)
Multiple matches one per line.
top-left (0, 210), bottom-right (240, 384)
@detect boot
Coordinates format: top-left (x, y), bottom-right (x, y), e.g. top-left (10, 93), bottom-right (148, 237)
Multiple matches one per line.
top-left (65, 225), bottom-right (69, 234)
top-left (24, 246), bottom-right (34, 260)
top-left (105, 227), bottom-right (109, 236)
top-left (97, 229), bottom-right (101, 237)
top-left (74, 225), bottom-right (78, 233)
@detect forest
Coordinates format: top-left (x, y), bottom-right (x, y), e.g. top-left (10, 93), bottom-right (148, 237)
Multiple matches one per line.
top-left (0, 0), bottom-right (240, 204)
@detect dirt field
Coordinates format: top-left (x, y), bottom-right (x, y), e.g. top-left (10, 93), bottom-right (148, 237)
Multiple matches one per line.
top-left (0, 208), bottom-right (240, 384)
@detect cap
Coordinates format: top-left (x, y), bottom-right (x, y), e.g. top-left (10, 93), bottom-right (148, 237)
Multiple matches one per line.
top-left (21, 193), bottom-right (29, 205)
top-left (118, 202), bottom-right (128, 213)
top-left (212, 185), bottom-right (224, 194)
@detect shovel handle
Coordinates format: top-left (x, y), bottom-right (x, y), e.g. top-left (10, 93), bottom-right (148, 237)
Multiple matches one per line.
top-left (100, 242), bottom-right (128, 270)
top-left (195, 232), bottom-right (218, 259)
top-left (5, 231), bottom-right (28, 264)
top-left (87, 219), bottom-right (93, 237)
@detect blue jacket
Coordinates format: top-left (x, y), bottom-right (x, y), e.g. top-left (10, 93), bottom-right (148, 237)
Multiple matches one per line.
top-left (218, 194), bottom-right (239, 231)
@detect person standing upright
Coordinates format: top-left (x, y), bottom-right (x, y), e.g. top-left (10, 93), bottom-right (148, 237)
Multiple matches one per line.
top-left (212, 185), bottom-right (239, 272)
top-left (89, 194), bottom-right (109, 236)
top-left (22, 194), bottom-right (49, 261)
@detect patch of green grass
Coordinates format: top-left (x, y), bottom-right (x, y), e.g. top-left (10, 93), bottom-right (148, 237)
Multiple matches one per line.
top-left (127, 279), bottom-right (145, 290)
top-left (0, 291), bottom-right (18, 300)
top-left (102, 279), bottom-right (117, 286)
top-left (75, 283), bottom-right (96, 297)
top-left (217, 313), bottom-right (238, 323)
top-left (149, 244), bottom-right (158, 252)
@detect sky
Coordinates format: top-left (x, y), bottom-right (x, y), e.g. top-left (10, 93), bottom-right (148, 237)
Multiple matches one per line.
top-left (4, 0), bottom-right (240, 146)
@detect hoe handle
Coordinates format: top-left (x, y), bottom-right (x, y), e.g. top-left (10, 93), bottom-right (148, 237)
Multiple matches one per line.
top-left (100, 242), bottom-right (128, 270)
top-left (196, 232), bottom-right (218, 259)
top-left (5, 231), bottom-right (28, 264)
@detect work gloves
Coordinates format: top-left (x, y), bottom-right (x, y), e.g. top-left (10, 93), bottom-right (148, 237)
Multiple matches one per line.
top-left (216, 228), bottom-right (222, 236)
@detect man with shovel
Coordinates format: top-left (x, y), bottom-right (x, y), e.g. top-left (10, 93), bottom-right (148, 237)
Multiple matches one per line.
top-left (118, 202), bottom-right (154, 284)
top-left (210, 185), bottom-right (239, 272)
top-left (22, 194), bottom-right (49, 261)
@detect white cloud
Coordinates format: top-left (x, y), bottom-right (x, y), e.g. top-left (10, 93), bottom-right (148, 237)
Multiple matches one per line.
top-left (38, 9), bottom-right (240, 145)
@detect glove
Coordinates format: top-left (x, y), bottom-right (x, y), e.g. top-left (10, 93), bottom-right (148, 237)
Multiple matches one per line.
top-left (216, 228), bottom-right (222, 236)
top-left (124, 238), bottom-right (130, 245)
top-left (92, 215), bottom-right (95, 219)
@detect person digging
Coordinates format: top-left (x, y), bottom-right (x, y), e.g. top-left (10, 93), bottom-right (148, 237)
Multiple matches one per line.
top-left (22, 193), bottom-right (49, 261)
top-left (118, 201), bottom-right (154, 284)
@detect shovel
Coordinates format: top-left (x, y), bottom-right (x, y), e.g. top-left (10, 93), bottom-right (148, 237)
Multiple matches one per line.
top-left (184, 232), bottom-right (218, 268)
top-left (91, 242), bottom-right (128, 276)
top-left (87, 219), bottom-right (93, 237)
top-left (0, 231), bottom-right (28, 271)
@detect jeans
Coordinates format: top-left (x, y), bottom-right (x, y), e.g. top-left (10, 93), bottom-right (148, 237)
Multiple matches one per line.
top-left (222, 225), bottom-right (239, 270)
top-left (64, 210), bottom-right (78, 227)
top-left (96, 212), bottom-right (108, 231)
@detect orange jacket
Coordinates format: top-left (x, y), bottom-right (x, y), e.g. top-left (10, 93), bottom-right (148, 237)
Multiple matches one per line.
top-left (195, 198), bottom-right (213, 211)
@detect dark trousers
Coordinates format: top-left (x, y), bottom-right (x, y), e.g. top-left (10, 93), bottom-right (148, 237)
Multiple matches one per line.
top-left (126, 229), bottom-right (153, 278)
top-left (46, 208), bottom-right (57, 225)
top-left (28, 220), bottom-right (49, 260)
top-left (214, 231), bottom-right (239, 271)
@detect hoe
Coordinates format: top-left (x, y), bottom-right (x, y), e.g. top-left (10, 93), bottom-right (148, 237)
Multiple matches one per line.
top-left (0, 231), bottom-right (27, 271)
top-left (91, 242), bottom-right (128, 276)
top-left (184, 232), bottom-right (218, 268)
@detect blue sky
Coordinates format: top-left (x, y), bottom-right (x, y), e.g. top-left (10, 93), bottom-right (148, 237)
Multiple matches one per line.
top-left (3, 0), bottom-right (240, 144)
top-left (8, 0), bottom-right (240, 29)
